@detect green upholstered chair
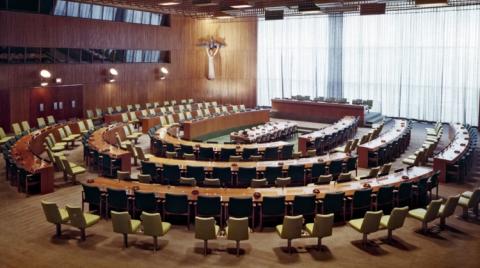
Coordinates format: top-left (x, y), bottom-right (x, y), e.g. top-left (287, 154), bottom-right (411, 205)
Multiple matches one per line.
top-left (379, 163), bottom-right (392, 176)
top-left (275, 177), bottom-right (291, 188)
top-left (179, 177), bottom-right (197, 186)
top-left (121, 113), bottom-right (129, 123)
top-left (107, 188), bottom-right (129, 215)
top-left (0, 127), bottom-right (13, 145)
top-left (58, 128), bottom-right (76, 148)
top-left (64, 125), bottom-right (80, 140)
top-left (65, 205), bottom-right (101, 241)
top-left (164, 193), bottom-right (190, 229)
top-left (226, 217), bottom-right (250, 256)
top-left (86, 119), bottom-right (95, 131)
top-left (137, 174), bottom-right (152, 184)
top-left (135, 146), bottom-right (154, 162)
top-left (116, 171), bottom-right (131, 180)
top-left (12, 123), bottom-right (22, 136)
top-left (196, 196), bottom-right (222, 226)
top-left (46, 115), bottom-right (56, 125)
top-left (438, 195), bottom-right (460, 227)
top-left (458, 188), bottom-right (480, 219)
top-left (78, 121), bottom-right (88, 135)
top-left (305, 213), bottom-right (334, 249)
top-left (141, 212), bottom-right (171, 252)
top-left (203, 178), bottom-right (221, 187)
top-left (337, 172), bottom-right (352, 183)
top-left (61, 158), bottom-right (86, 184)
top-left (251, 178), bottom-right (268, 188)
top-left (41, 200), bottom-right (70, 237)
top-left (37, 117), bottom-right (47, 128)
top-left (322, 192), bottom-right (346, 222)
top-left (48, 133), bottom-right (67, 147)
top-left (408, 199), bottom-right (443, 232)
top-left (379, 206), bottom-right (409, 241)
top-left (21, 121), bottom-right (31, 132)
top-left (115, 134), bottom-right (130, 150)
top-left (195, 217), bottom-right (220, 256)
top-left (111, 211), bottom-right (142, 248)
top-left (317, 174), bottom-right (333, 185)
top-left (348, 210), bottom-right (383, 245)
top-left (276, 215), bottom-right (304, 254)
top-left (228, 197), bottom-right (254, 227)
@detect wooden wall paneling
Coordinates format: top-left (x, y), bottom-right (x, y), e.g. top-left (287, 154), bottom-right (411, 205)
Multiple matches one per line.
top-left (0, 90), bottom-right (11, 132)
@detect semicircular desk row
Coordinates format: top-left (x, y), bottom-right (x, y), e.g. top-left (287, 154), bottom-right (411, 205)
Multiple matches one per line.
top-left (8, 120), bottom-right (88, 194)
top-left (87, 166), bottom-right (434, 201)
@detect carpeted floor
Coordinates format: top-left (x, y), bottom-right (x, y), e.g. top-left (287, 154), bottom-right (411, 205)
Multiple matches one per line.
top-left (0, 119), bottom-right (479, 268)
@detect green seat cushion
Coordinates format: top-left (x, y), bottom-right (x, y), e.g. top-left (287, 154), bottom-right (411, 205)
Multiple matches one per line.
top-left (72, 166), bottom-right (86, 174)
top-left (162, 222), bottom-right (172, 235)
top-left (69, 134), bottom-right (81, 139)
top-left (84, 213), bottom-right (101, 227)
top-left (131, 219), bottom-right (142, 233)
top-left (379, 215), bottom-right (390, 228)
top-left (461, 191), bottom-right (472, 199)
top-left (51, 146), bottom-right (65, 152)
top-left (0, 136), bottom-right (13, 144)
top-left (402, 158), bottom-right (415, 165)
top-left (348, 218), bottom-right (364, 232)
top-left (62, 137), bottom-right (76, 142)
top-left (56, 142), bottom-right (68, 146)
top-left (275, 225), bottom-right (283, 236)
top-left (305, 223), bottom-right (314, 235)
top-left (408, 208), bottom-right (427, 221)
top-left (458, 197), bottom-right (470, 208)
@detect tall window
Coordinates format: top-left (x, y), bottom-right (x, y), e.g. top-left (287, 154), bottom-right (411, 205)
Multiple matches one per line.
top-left (257, 16), bottom-right (330, 106)
top-left (257, 7), bottom-right (480, 125)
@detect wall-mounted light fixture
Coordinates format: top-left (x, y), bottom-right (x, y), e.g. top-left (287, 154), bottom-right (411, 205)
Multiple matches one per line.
top-left (160, 67), bottom-right (169, 80)
top-left (40, 69), bottom-right (52, 86)
top-left (108, 68), bottom-right (119, 82)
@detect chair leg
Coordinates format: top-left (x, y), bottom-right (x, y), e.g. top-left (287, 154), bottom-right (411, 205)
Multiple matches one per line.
top-left (153, 236), bottom-right (158, 252)
top-left (440, 217), bottom-right (446, 227)
top-left (317, 238), bottom-right (322, 250)
top-left (123, 233), bottom-right (128, 248)
top-left (80, 228), bottom-right (86, 241)
top-left (204, 240), bottom-right (208, 256)
top-left (287, 239), bottom-right (292, 254)
top-left (55, 224), bottom-right (62, 237)
top-left (236, 241), bottom-right (240, 256)
top-left (422, 222), bottom-right (428, 233)
top-left (362, 233), bottom-right (368, 245)
top-left (387, 229), bottom-right (393, 241)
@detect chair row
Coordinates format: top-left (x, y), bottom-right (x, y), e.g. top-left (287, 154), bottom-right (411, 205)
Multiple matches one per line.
top-left (368, 123), bottom-right (412, 167)
top-left (403, 125), bottom-right (441, 166)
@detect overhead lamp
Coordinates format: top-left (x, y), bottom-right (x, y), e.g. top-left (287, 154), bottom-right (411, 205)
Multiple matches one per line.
top-left (415, 0), bottom-right (448, 7)
top-left (230, 1), bottom-right (252, 9)
top-left (40, 69), bottom-right (52, 79)
top-left (298, 2), bottom-right (322, 14)
top-left (160, 67), bottom-right (169, 75)
top-left (214, 11), bottom-right (234, 19)
top-left (107, 68), bottom-right (119, 83)
top-left (158, 67), bottom-right (169, 80)
top-left (159, 1), bottom-right (182, 6)
top-left (109, 68), bottom-right (119, 76)
top-left (40, 82), bottom-right (48, 87)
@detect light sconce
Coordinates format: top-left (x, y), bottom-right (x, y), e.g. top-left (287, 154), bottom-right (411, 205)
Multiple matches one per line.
top-left (39, 69), bottom-right (52, 86)
top-left (160, 67), bottom-right (169, 80)
top-left (108, 68), bottom-right (119, 83)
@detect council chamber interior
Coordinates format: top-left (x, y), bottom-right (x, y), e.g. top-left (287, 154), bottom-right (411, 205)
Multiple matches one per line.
top-left (0, 0), bottom-right (479, 267)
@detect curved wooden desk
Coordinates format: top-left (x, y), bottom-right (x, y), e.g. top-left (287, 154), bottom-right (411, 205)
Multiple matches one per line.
top-left (87, 166), bottom-right (433, 201)
top-left (357, 119), bottom-right (409, 168)
top-left (10, 121), bottom-right (84, 194)
top-left (154, 125), bottom-right (291, 154)
top-left (183, 109), bottom-right (270, 140)
top-left (147, 151), bottom-right (350, 171)
top-left (272, 98), bottom-right (365, 126)
top-left (433, 123), bottom-right (471, 182)
top-left (298, 116), bottom-right (358, 156)
top-left (88, 124), bottom-right (132, 172)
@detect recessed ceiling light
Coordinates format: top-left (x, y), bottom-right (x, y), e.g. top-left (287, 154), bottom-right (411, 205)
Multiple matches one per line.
top-left (230, 1), bottom-right (252, 9)
top-left (159, 1), bottom-right (181, 6)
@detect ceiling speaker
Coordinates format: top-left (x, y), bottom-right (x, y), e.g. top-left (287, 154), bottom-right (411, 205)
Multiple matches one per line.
top-left (265, 10), bottom-right (284, 20)
top-left (360, 3), bottom-right (386, 15)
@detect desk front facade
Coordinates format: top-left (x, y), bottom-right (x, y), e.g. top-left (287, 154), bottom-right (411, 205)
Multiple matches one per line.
top-left (183, 109), bottom-right (270, 140)
top-left (88, 166), bottom-right (433, 201)
top-left (88, 124), bottom-right (132, 172)
top-left (271, 99), bottom-right (365, 126)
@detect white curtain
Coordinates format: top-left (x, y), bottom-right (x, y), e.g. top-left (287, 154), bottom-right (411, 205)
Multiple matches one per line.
top-left (342, 7), bottom-right (480, 125)
top-left (257, 16), bottom-right (330, 106)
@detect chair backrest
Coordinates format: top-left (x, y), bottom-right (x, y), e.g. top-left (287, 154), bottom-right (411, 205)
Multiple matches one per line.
top-left (251, 179), bottom-right (268, 188)
top-left (226, 217), bottom-right (249, 241)
top-left (82, 184), bottom-right (102, 205)
top-left (179, 177), bottom-right (196, 186)
top-left (323, 192), bottom-right (345, 214)
top-left (262, 196), bottom-right (285, 216)
top-left (165, 193), bottom-right (189, 214)
top-left (141, 212), bottom-right (165, 236)
top-left (368, 167), bottom-right (381, 178)
top-left (78, 121), bottom-right (87, 132)
top-left (229, 197), bottom-right (253, 218)
top-left (197, 195), bottom-right (221, 216)
top-left (0, 127), bottom-right (6, 139)
top-left (86, 119), bottom-right (95, 130)
top-left (61, 158), bottom-right (74, 175)
top-left (41, 200), bottom-right (64, 224)
top-left (195, 217), bottom-right (217, 240)
top-left (134, 191), bottom-right (157, 212)
top-left (385, 206), bottom-right (409, 230)
top-left (292, 194), bottom-right (316, 215)
top-left (337, 172), bottom-right (352, 182)
top-left (318, 174), bottom-right (333, 184)
top-left (311, 213), bottom-right (334, 237)
top-left (424, 199), bottom-right (443, 223)
top-left (280, 215), bottom-right (303, 239)
top-left (12, 123), bottom-right (22, 135)
top-left (379, 163), bottom-right (392, 175)
top-left (111, 211), bottom-right (133, 234)
top-left (37, 117), bottom-right (46, 128)
top-left (360, 211), bottom-right (383, 233)
top-left (66, 205), bottom-right (86, 228)
top-left (352, 188), bottom-right (373, 209)
top-left (441, 195), bottom-right (460, 218)
top-left (137, 174), bottom-right (152, 183)
top-left (377, 185), bottom-right (394, 205)
top-left (275, 177), bottom-right (291, 187)
top-left (47, 115), bottom-right (55, 125)
top-left (467, 188), bottom-right (480, 207)
top-left (107, 188), bottom-right (128, 210)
